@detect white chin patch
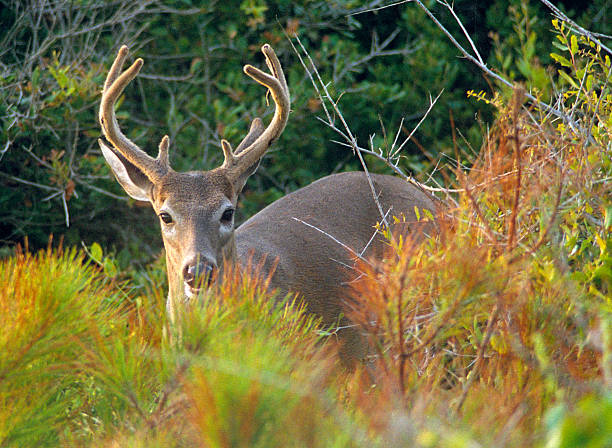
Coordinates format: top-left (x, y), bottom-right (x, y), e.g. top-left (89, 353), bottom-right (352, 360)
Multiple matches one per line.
top-left (183, 283), bottom-right (199, 302)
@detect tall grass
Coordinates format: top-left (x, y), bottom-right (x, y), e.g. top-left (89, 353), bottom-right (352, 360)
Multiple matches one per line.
top-left (0, 246), bottom-right (368, 447)
top-left (0, 244), bottom-right (124, 446)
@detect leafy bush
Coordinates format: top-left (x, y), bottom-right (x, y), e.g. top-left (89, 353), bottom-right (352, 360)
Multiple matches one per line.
top-left (345, 13), bottom-right (611, 446)
top-left (4, 0), bottom-right (606, 260)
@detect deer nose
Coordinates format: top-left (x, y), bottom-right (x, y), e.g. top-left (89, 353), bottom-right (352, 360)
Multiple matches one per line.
top-left (182, 260), bottom-right (216, 289)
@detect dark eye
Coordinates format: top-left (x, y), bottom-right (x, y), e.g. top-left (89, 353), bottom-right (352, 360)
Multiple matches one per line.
top-left (221, 208), bottom-right (234, 223)
top-left (159, 212), bottom-right (173, 224)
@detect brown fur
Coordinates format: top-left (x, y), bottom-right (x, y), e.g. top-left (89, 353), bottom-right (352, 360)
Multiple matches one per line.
top-left (148, 169), bottom-right (438, 364)
top-left (236, 171), bottom-right (438, 363)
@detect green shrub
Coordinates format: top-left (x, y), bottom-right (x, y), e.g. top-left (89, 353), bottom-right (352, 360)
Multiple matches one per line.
top-left (0, 246), bottom-right (366, 447)
top-left (0, 245), bottom-right (124, 446)
top-left (7, 0), bottom-right (606, 260)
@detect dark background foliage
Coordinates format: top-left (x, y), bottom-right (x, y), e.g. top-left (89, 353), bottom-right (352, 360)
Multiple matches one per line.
top-left (0, 0), bottom-right (608, 265)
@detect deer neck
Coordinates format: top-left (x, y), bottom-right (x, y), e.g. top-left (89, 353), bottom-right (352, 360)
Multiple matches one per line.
top-left (165, 248), bottom-right (183, 320)
top-left (220, 232), bottom-right (238, 275)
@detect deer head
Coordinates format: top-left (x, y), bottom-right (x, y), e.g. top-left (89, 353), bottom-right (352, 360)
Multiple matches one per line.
top-left (98, 44), bottom-right (290, 312)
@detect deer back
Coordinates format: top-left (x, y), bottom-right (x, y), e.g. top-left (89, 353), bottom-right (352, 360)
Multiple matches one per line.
top-left (236, 171), bottom-right (438, 362)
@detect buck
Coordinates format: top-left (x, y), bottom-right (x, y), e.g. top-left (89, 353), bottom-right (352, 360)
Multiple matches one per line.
top-left (99, 44), bottom-right (438, 363)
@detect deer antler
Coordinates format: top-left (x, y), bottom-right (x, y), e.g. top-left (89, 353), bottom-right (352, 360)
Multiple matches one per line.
top-left (99, 45), bottom-right (171, 182)
top-left (220, 44), bottom-right (290, 182)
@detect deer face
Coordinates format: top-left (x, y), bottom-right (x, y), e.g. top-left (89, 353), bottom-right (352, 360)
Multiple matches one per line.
top-left (151, 170), bottom-right (237, 300)
top-left (99, 137), bottom-right (241, 303)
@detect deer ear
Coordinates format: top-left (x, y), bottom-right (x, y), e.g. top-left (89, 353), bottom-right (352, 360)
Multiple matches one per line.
top-left (99, 139), bottom-right (153, 202)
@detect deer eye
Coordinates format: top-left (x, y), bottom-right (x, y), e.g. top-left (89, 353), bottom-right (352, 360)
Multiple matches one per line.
top-left (159, 212), bottom-right (173, 224)
top-left (220, 208), bottom-right (234, 223)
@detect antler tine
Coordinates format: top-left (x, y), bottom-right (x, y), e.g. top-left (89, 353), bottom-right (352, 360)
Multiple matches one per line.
top-left (221, 45), bottom-right (290, 181)
top-left (262, 44), bottom-right (288, 97)
top-left (100, 45), bottom-right (170, 182)
top-left (220, 118), bottom-right (265, 168)
top-left (234, 118), bottom-right (265, 154)
top-left (158, 135), bottom-right (171, 167)
top-left (103, 45), bottom-right (129, 92)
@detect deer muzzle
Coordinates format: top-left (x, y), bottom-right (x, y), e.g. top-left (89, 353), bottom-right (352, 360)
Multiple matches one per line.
top-left (182, 258), bottom-right (216, 299)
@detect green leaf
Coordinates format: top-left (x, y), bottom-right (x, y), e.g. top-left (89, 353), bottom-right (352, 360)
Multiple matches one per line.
top-left (558, 70), bottom-right (578, 88)
top-left (555, 33), bottom-right (567, 45)
top-left (90, 242), bottom-right (103, 263)
top-left (103, 259), bottom-right (118, 278)
top-left (503, 53), bottom-right (513, 70)
top-left (31, 67), bottom-right (40, 89)
top-left (550, 52), bottom-right (572, 68)
top-left (586, 74), bottom-right (594, 92)
top-left (604, 206), bottom-right (612, 230)
top-left (516, 59), bottom-right (531, 79)
top-left (594, 233), bottom-right (607, 255)
top-left (525, 32), bottom-right (536, 60)
top-left (570, 35), bottom-right (578, 55)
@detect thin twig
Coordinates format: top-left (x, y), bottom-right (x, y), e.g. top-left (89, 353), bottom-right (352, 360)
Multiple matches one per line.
top-left (436, 0), bottom-right (484, 65)
top-left (389, 90), bottom-right (444, 160)
top-left (359, 208), bottom-right (392, 258)
top-left (512, 167), bottom-right (565, 262)
top-left (292, 217), bottom-right (374, 267)
top-left (61, 191), bottom-right (70, 228)
top-left (289, 34), bottom-right (392, 229)
top-left (507, 90), bottom-right (524, 250)
top-left (463, 181), bottom-right (498, 245)
top-left (540, 0), bottom-right (612, 55)
top-left (350, 0), bottom-right (587, 139)
top-left (0, 172), bottom-right (58, 192)
top-left (334, 28), bottom-right (421, 83)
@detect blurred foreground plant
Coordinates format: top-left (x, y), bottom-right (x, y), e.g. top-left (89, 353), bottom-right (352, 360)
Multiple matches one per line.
top-left (0, 243), bottom-right (124, 446)
top-left (0, 244), bottom-right (368, 447)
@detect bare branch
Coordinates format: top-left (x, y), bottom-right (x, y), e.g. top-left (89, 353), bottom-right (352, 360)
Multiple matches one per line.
top-left (540, 0), bottom-right (612, 55)
top-left (389, 90), bottom-right (444, 160)
top-left (436, 0), bottom-right (484, 65)
top-left (290, 34), bottom-right (410, 229)
top-left (333, 28), bottom-right (421, 83)
top-left (0, 172), bottom-right (57, 192)
top-left (347, 0), bottom-right (411, 16)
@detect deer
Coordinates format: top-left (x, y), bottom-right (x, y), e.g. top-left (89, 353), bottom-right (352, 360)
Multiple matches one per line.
top-left (98, 44), bottom-right (439, 364)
